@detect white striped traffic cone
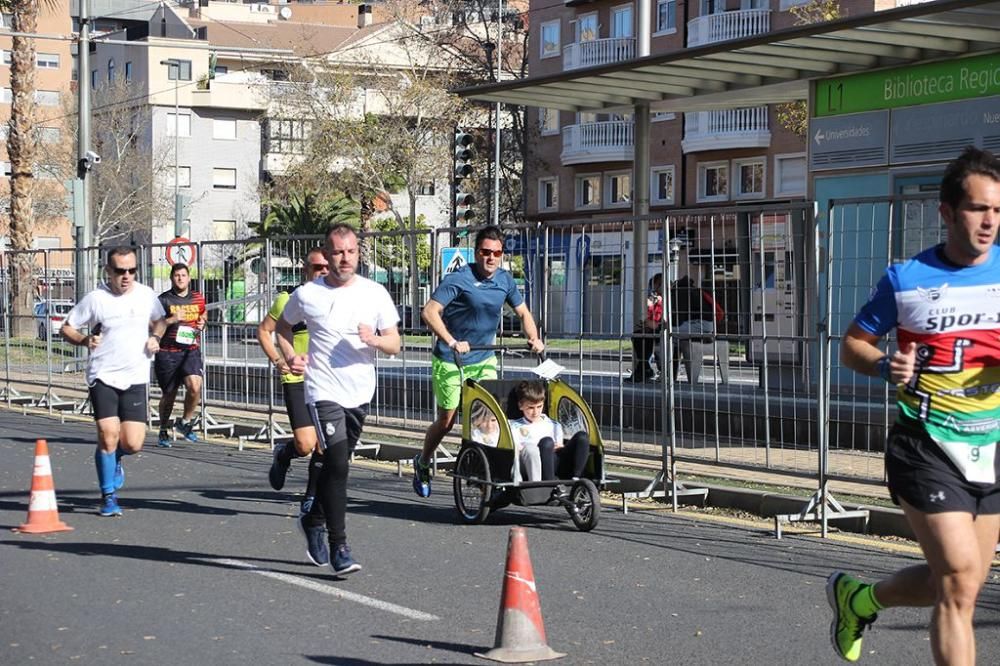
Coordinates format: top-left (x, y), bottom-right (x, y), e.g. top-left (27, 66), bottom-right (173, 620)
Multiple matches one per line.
top-left (14, 439), bottom-right (73, 534)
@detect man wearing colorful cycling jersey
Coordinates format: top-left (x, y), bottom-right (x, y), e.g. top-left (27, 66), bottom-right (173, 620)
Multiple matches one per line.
top-left (827, 146), bottom-right (1000, 665)
top-left (154, 263), bottom-right (207, 447)
top-left (413, 225), bottom-right (544, 498)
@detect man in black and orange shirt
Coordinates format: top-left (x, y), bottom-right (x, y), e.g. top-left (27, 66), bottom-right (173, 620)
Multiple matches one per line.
top-left (155, 263), bottom-right (207, 447)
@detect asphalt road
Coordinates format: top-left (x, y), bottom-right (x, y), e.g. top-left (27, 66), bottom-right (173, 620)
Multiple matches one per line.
top-left (2, 410), bottom-right (998, 665)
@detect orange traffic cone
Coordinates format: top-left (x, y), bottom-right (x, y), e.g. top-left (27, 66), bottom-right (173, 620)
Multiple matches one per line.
top-left (476, 527), bottom-right (565, 663)
top-left (14, 439), bottom-right (73, 534)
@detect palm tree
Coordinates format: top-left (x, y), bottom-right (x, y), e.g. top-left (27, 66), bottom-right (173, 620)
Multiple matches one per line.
top-left (251, 190), bottom-right (361, 238)
top-left (3, 0), bottom-right (47, 336)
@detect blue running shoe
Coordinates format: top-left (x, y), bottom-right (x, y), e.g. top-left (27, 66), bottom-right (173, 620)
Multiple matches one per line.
top-left (412, 454), bottom-right (431, 498)
top-left (298, 514), bottom-right (329, 567)
top-left (331, 544), bottom-right (362, 576)
top-left (177, 420), bottom-right (198, 443)
top-left (269, 443), bottom-right (290, 491)
top-left (157, 429), bottom-right (172, 448)
top-left (113, 456), bottom-right (125, 491)
top-left (100, 493), bottom-right (122, 517)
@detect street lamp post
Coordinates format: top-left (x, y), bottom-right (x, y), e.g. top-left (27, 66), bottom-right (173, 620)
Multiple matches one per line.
top-left (160, 59), bottom-right (182, 238)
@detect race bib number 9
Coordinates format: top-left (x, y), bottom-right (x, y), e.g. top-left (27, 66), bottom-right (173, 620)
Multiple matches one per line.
top-left (936, 440), bottom-right (997, 484)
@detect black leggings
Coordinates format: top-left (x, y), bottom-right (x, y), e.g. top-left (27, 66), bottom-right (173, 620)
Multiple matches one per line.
top-left (538, 432), bottom-right (591, 481)
top-left (306, 401), bottom-right (367, 546)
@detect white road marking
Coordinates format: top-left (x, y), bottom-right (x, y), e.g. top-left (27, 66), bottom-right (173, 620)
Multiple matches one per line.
top-left (211, 558), bottom-right (440, 621)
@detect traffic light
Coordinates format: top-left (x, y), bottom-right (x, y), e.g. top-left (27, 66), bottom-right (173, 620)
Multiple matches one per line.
top-left (455, 191), bottom-right (475, 222)
top-left (454, 129), bottom-right (476, 224)
top-left (454, 131), bottom-right (475, 178)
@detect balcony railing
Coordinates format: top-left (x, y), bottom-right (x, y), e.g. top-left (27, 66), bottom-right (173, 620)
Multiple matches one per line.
top-left (561, 120), bottom-right (634, 165)
top-left (563, 37), bottom-right (635, 71)
top-left (687, 9), bottom-right (770, 47)
top-left (682, 106), bottom-right (771, 153)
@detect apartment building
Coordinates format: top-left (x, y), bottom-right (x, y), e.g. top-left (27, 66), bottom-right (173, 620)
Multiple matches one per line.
top-left (524, 0), bottom-right (889, 220)
top-left (0, 1), bottom-right (74, 253)
top-left (87, 0), bottom-right (463, 248)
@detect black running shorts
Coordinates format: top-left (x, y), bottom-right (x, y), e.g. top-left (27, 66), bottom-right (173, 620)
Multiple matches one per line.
top-left (89, 380), bottom-right (148, 423)
top-left (153, 349), bottom-right (203, 395)
top-left (308, 401), bottom-right (368, 452)
top-left (282, 382), bottom-right (312, 431)
top-left (885, 424), bottom-right (1000, 515)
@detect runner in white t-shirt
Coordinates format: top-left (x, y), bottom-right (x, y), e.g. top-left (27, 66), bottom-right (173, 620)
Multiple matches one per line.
top-left (276, 224), bottom-right (400, 576)
top-left (61, 247), bottom-right (167, 518)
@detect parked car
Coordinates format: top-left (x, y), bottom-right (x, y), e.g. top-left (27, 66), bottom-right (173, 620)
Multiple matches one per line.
top-left (34, 300), bottom-right (74, 340)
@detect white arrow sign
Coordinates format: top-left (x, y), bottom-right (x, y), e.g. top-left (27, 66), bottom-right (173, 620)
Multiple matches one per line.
top-left (814, 129), bottom-right (825, 146)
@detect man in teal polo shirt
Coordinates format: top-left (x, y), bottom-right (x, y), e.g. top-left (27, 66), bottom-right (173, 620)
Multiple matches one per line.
top-left (414, 225), bottom-right (544, 497)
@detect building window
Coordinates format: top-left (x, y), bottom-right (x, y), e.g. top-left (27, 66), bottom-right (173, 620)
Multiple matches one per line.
top-left (575, 174), bottom-right (601, 210)
top-left (35, 90), bottom-right (59, 106)
top-left (91, 70), bottom-right (97, 88)
top-left (734, 158), bottom-right (766, 199)
top-left (214, 65), bottom-right (229, 75)
top-left (212, 168), bottom-right (237, 190)
top-left (2, 51), bottom-right (60, 68)
top-left (655, 0), bottom-right (677, 34)
top-left (213, 118), bottom-right (237, 140)
top-left (37, 53), bottom-right (59, 69)
top-left (697, 161), bottom-right (729, 202)
top-left (651, 166), bottom-right (675, 205)
top-left (538, 177), bottom-right (558, 211)
top-left (33, 236), bottom-right (60, 250)
top-left (540, 20), bottom-right (560, 58)
top-left (0, 161), bottom-right (11, 177)
top-left (652, 112), bottom-right (675, 122)
top-left (166, 112), bottom-right (191, 137)
top-left (125, 61), bottom-right (132, 83)
top-left (167, 59), bottom-right (192, 81)
top-left (266, 119), bottom-right (310, 154)
top-left (108, 58), bottom-right (115, 82)
top-left (774, 153), bottom-right (806, 198)
top-left (576, 12), bottom-right (598, 42)
top-left (212, 219), bottom-right (237, 241)
top-left (0, 13), bottom-right (12, 29)
top-left (173, 166), bottom-right (191, 189)
top-left (417, 180), bottom-right (435, 196)
top-left (606, 171), bottom-right (632, 207)
top-left (539, 108), bottom-right (559, 135)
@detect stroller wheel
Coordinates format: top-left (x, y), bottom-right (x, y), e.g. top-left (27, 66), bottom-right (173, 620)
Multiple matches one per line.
top-left (567, 479), bottom-right (600, 532)
top-left (453, 446), bottom-right (492, 524)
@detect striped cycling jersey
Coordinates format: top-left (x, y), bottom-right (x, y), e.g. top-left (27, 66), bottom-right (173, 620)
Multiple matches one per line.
top-left (158, 288), bottom-right (206, 351)
top-left (855, 244), bottom-right (1000, 446)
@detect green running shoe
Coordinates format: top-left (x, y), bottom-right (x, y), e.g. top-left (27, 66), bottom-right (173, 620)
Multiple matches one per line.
top-left (826, 572), bottom-right (877, 662)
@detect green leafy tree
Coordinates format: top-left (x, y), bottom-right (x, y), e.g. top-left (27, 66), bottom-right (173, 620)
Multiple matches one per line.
top-left (775, 0), bottom-right (842, 138)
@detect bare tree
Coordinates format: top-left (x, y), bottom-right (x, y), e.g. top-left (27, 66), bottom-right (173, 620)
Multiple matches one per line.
top-left (85, 80), bottom-right (173, 245)
top-left (267, 23), bottom-right (471, 309)
top-left (380, 0), bottom-right (531, 223)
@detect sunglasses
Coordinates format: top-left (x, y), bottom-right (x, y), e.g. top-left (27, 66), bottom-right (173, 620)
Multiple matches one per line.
top-left (478, 248), bottom-right (503, 258)
top-left (311, 263), bottom-right (330, 271)
top-left (112, 267), bottom-right (138, 275)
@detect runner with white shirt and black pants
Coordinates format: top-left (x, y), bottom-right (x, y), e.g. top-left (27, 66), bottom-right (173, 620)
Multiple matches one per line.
top-left (276, 224), bottom-right (400, 575)
top-left (61, 247), bottom-right (167, 517)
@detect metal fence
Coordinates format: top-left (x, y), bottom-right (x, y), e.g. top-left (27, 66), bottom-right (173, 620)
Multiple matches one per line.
top-left (0, 196), bottom-right (942, 531)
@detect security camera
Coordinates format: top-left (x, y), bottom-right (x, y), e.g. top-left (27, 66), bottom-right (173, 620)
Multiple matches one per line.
top-left (85, 150), bottom-right (101, 164)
